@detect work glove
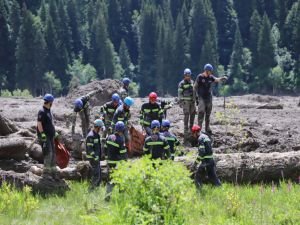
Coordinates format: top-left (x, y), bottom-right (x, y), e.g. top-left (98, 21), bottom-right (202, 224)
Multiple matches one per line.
top-left (40, 132), bottom-right (47, 142)
top-left (221, 76), bottom-right (228, 83)
top-left (54, 132), bottom-right (60, 140)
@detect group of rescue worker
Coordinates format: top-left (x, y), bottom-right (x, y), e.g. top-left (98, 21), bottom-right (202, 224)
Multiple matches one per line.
top-left (36, 63), bottom-right (227, 195)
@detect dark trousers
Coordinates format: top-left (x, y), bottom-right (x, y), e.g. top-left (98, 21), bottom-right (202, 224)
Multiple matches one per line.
top-left (198, 97), bottom-right (212, 131)
top-left (195, 159), bottom-right (221, 188)
top-left (41, 136), bottom-right (56, 171)
top-left (88, 159), bottom-right (101, 189)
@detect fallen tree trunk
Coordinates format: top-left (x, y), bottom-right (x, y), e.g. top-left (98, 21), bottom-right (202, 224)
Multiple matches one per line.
top-left (177, 151), bottom-right (300, 183)
top-left (0, 138), bottom-right (28, 160)
top-left (0, 114), bottom-right (18, 135)
top-left (0, 170), bottom-right (69, 195)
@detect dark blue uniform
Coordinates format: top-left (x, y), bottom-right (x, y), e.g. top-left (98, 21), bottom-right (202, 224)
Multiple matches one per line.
top-left (194, 132), bottom-right (221, 188)
top-left (161, 131), bottom-right (180, 160)
top-left (143, 133), bottom-right (170, 160)
top-left (86, 130), bottom-right (101, 188)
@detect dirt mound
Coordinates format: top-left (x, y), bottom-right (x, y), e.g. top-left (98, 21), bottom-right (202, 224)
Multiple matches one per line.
top-left (66, 79), bottom-right (122, 106)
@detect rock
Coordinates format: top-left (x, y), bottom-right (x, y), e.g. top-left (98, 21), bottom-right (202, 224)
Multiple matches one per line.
top-left (233, 138), bottom-right (260, 152)
top-left (292, 145), bottom-right (300, 151)
top-left (66, 79), bottom-right (122, 106)
top-left (0, 113), bottom-right (18, 136)
top-left (257, 103), bottom-right (283, 109)
top-left (0, 159), bottom-right (32, 173)
top-left (28, 144), bottom-right (43, 163)
top-left (267, 138), bottom-right (279, 145)
top-left (177, 151), bottom-right (300, 183)
top-left (0, 170), bottom-right (69, 195)
top-left (0, 138), bottom-right (28, 160)
top-left (60, 133), bottom-right (85, 159)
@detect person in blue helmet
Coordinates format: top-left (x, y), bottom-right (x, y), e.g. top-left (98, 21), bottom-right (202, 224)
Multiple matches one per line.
top-left (98, 93), bottom-right (122, 136)
top-left (160, 119), bottom-right (181, 160)
top-left (194, 64), bottom-right (227, 134)
top-left (71, 89), bottom-right (102, 137)
top-left (104, 121), bottom-right (127, 200)
top-left (178, 68), bottom-right (196, 144)
top-left (112, 96), bottom-right (134, 150)
top-left (143, 120), bottom-right (170, 160)
top-left (118, 77), bottom-right (131, 101)
top-left (85, 119), bottom-right (105, 190)
top-left (37, 94), bottom-right (59, 178)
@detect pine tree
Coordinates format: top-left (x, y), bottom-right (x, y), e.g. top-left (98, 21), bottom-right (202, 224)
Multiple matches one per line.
top-left (138, 2), bottom-right (158, 95)
top-left (119, 39), bottom-right (132, 75)
top-left (249, 10), bottom-right (262, 67)
top-left (39, 0), bottom-right (47, 24)
top-left (0, 1), bottom-right (13, 91)
top-left (256, 13), bottom-right (277, 92)
top-left (15, 9), bottom-right (47, 95)
top-left (67, 0), bottom-right (82, 55)
top-left (107, 0), bottom-right (123, 50)
top-left (211, 0), bottom-right (237, 66)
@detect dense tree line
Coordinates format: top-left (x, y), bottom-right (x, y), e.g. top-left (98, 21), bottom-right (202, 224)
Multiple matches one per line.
top-left (0, 0), bottom-right (299, 96)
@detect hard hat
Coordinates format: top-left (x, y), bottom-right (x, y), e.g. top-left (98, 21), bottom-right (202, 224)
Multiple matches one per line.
top-left (184, 68), bottom-right (191, 75)
top-left (122, 77), bottom-right (131, 85)
top-left (149, 92), bottom-right (158, 101)
top-left (191, 124), bottom-right (201, 133)
top-left (204, 64), bottom-right (213, 72)
top-left (161, 119), bottom-right (171, 127)
top-left (112, 93), bottom-right (120, 102)
top-left (115, 121), bottom-right (125, 131)
top-left (43, 94), bottom-right (54, 102)
top-left (124, 97), bottom-right (134, 107)
top-left (74, 98), bottom-right (83, 109)
top-left (94, 119), bottom-right (104, 128)
top-left (151, 120), bottom-right (160, 129)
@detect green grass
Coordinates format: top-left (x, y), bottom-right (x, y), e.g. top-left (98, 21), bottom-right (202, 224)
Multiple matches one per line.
top-left (0, 178), bottom-right (299, 224)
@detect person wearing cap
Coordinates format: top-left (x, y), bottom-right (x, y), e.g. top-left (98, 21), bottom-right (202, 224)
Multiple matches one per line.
top-left (178, 68), bottom-right (196, 144)
top-left (194, 64), bottom-right (228, 134)
top-left (37, 94), bottom-right (59, 178)
top-left (143, 120), bottom-right (170, 160)
top-left (104, 121), bottom-right (127, 200)
top-left (118, 77), bottom-right (131, 101)
top-left (85, 119), bottom-right (105, 190)
top-left (191, 124), bottom-right (221, 188)
top-left (71, 89), bottom-right (102, 137)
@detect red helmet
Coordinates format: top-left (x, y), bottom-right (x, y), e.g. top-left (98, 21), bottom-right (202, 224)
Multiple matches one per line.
top-left (191, 124), bottom-right (201, 133)
top-left (149, 92), bottom-right (158, 101)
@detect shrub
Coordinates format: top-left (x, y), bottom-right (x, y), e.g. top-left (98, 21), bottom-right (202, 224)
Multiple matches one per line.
top-left (100, 157), bottom-right (196, 225)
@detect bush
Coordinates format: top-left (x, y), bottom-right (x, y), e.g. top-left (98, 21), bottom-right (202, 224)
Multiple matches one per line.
top-left (96, 157), bottom-right (196, 225)
top-left (0, 89), bottom-right (32, 98)
top-left (0, 89), bottom-right (12, 97)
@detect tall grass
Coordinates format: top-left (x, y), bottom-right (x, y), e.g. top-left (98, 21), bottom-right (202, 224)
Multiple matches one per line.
top-left (0, 160), bottom-right (299, 225)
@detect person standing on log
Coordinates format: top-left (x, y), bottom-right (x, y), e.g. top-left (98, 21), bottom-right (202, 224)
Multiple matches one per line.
top-left (194, 64), bottom-right (227, 134)
top-left (191, 124), bottom-right (221, 188)
top-left (105, 121), bottom-right (127, 200)
top-left (71, 89), bottom-right (102, 137)
top-left (37, 94), bottom-right (59, 178)
top-left (118, 77), bottom-right (131, 101)
top-left (140, 92), bottom-right (164, 136)
top-left (85, 119), bottom-right (105, 190)
top-left (178, 68), bottom-right (196, 144)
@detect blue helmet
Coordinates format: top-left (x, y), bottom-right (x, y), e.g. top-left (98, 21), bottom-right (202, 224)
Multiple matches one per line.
top-left (112, 93), bottom-right (120, 102)
top-left (74, 98), bottom-right (83, 109)
top-left (124, 97), bottom-right (134, 107)
top-left (151, 120), bottom-right (160, 129)
top-left (115, 121), bottom-right (125, 131)
top-left (122, 77), bottom-right (131, 85)
top-left (94, 119), bottom-right (104, 128)
top-left (161, 119), bottom-right (171, 128)
top-left (43, 94), bottom-right (54, 102)
top-left (204, 64), bottom-right (213, 72)
top-left (184, 68), bottom-right (191, 75)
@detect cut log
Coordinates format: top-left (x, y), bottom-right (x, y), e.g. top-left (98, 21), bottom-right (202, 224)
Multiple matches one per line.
top-left (0, 170), bottom-right (69, 195)
top-left (0, 114), bottom-right (18, 135)
top-left (177, 151), bottom-right (300, 183)
top-left (257, 103), bottom-right (283, 109)
top-left (0, 138), bottom-right (28, 160)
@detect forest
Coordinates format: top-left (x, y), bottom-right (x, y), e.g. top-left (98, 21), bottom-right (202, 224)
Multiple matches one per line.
top-left (0, 0), bottom-right (300, 96)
